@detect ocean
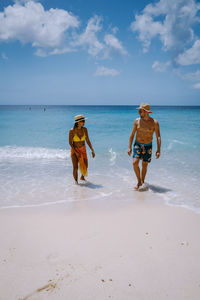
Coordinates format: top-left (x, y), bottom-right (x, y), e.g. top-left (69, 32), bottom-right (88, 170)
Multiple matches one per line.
top-left (0, 105), bottom-right (200, 212)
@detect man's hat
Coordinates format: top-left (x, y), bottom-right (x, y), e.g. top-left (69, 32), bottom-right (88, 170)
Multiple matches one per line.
top-left (136, 103), bottom-right (152, 113)
top-left (74, 114), bottom-right (87, 123)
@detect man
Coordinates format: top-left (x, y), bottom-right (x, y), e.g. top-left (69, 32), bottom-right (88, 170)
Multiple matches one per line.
top-left (128, 103), bottom-right (161, 190)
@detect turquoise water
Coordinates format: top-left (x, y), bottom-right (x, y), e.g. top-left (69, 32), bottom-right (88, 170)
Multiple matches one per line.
top-left (0, 105), bottom-right (200, 211)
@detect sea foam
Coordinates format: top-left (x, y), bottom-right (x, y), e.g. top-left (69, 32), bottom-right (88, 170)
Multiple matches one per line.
top-left (0, 146), bottom-right (70, 160)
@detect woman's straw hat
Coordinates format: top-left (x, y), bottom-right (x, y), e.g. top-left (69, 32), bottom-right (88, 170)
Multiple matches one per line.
top-left (74, 114), bottom-right (87, 123)
top-left (136, 103), bottom-right (152, 113)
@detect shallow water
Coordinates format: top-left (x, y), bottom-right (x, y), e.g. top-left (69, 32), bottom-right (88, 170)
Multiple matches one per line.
top-left (0, 105), bottom-right (200, 212)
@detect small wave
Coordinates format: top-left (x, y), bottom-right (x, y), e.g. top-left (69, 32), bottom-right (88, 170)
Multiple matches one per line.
top-left (167, 139), bottom-right (186, 150)
top-left (109, 148), bottom-right (117, 165)
top-left (0, 146), bottom-right (70, 160)
top-left (100, 192), bottom-right (113, 197)
top-left (173, 139), bottom-right (186, 145)
top-left (0, 200), bottom-right (67, 210)
top-left (161, 195), bottom-right (200, 214)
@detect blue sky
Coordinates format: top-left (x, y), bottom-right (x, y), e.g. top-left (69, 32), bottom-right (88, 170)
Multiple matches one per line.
top-left (0, 0), bottom-right (200, 105)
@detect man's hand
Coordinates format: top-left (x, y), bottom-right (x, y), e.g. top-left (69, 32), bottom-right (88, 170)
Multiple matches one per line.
top-left (91, 150), bottom-right (95, 158)
top-left (155, 151), bottom-right (160, 159)
top-left (127, 148), bottom-right (132, 156)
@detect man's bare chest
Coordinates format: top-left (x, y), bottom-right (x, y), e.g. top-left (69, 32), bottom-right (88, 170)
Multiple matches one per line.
top-left (137, 119), bottom-right (155, 133)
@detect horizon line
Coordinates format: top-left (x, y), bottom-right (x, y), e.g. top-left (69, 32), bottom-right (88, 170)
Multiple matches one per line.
top-left (0, 104), bottom-right (200, 107)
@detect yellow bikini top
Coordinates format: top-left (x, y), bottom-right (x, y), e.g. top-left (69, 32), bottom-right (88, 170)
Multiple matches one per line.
top-left (73, 132), bottom-right (86, 142)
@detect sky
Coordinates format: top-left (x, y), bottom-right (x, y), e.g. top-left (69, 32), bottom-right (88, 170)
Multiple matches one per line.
top-left (0, 0), bottom-right (200, 105)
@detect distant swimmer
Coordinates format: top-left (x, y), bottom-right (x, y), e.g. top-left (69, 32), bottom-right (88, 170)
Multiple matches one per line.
top-left (69, 115), bottom-right (95, 184)
top-left (128, 103), bottom-right (161, 190)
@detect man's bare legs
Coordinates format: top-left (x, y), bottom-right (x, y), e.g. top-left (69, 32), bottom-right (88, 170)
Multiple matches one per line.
top-left (133, 158), bottom-right (142, 190)
top-left (141, 161), bottom-right (148, 184)
top-left (133, 159), bottom-right (149, 190)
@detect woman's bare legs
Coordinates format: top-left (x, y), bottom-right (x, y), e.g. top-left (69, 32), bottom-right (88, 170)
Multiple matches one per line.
top-left (71, 153), bottom-right (78, 183)
top-left (80, 157), bottom-right (88, 180)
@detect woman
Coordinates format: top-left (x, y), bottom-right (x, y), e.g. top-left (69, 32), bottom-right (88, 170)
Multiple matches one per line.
top-left (69, 115), bottom-right (95, 184)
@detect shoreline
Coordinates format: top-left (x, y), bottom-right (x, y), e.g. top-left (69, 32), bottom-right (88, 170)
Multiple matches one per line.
top-left (1, 199), bottom-right (200, 300)
top-left (0, 189), bottom-right (200, 215)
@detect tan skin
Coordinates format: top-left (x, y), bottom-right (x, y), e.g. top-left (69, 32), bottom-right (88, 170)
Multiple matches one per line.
top-left (128, 109), bottom-right (161, 190)
top-left (69, 120), bottom-right (95, 183)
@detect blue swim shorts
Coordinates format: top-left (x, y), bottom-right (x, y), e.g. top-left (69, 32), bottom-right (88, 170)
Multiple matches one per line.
top-left (133, 141), bottom-right (152, 163)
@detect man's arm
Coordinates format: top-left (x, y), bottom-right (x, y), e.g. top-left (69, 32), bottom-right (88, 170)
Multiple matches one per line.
top-left (85, 128), bottom-right (95, 158)
top-left (128, 120), bottom-right (137, 156)
top-left (154, 120), bottom-right (161, 159)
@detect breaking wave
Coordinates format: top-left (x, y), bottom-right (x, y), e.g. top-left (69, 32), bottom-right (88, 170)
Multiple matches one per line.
top-left (0, 146), bottom-right (70, 160)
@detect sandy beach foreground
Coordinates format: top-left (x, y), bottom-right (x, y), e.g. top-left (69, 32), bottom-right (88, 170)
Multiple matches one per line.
top-left (0, 200), bottom-right (200, 300)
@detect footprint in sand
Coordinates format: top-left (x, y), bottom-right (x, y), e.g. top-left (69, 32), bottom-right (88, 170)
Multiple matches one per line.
top-left (46, 253), bottom-right (60, 263)
top-left (37, 282), bottom-right (56, 292)
top-left (101, 278), bottom-right (113, 283)
top-left (19, 281), bottom-right (57, 300)
top-left (181, 241), bottom-right (189, 246)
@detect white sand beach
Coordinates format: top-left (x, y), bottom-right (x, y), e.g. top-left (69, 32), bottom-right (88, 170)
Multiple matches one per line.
top-left (0, 199), bottom-right (200, 300)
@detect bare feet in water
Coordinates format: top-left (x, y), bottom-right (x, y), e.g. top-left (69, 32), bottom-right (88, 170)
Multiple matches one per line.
top-left (134, 182), bottom-right (142, 190)
top-left (80, 175), bottom-right (85, 181)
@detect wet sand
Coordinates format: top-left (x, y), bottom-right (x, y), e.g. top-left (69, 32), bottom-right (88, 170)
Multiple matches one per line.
top-left (0, 200), bottom-right (200, 300)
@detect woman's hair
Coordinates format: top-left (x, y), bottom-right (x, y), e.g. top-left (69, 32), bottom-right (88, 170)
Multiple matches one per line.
top-left (73, 120), bottom-right (85, 129)
top-left (73, 122), bottom-right (78, 129)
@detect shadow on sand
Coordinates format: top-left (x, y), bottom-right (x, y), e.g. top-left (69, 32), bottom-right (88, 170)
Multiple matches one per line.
top-left (78, 181), bottom-right (103, 189)
top-left (149, 184), bottom-right (172, 194)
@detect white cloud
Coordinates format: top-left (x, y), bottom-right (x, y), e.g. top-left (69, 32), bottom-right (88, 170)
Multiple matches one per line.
top-left (174, 69), bottom-right (200, 88)
top-left (94, 66), bottom-right (120, 77)
top-left (131, 14), bottom-right (164, 53)
top-left (192, 82), bottom-right (200, 89)
top-left (72, 15), bottom-right (104, 56)
top-left (112, 27), bottom-right (119, 34)
top-left (49, 47), bottom-right (77, 55)
top-left (34, 48), bottom-right (47, 57)
top-left (131, 0), bottom-right (200, 57)
top-left (0, 1), bottom-right (128, 60)
top-left (72, 16), bottom-right (127, 59)
top-left (1, 53), bottom-right (8, 59)
top-left (0, 0), bottom-right (79, 53)
top-left (104, 34), bottom-right (127, 55)
top-left (180, 70), bottom-right (200, 81)
top-left (176, 40), bottom-right (200, 66)
top-left (152, 60), bottom-right (170, 72)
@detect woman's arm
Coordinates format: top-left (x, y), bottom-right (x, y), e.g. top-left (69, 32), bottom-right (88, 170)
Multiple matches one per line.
top-left (84, 128), bottom-right (95, 158)
top-left (69, 129), bottom-right (80, 157)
